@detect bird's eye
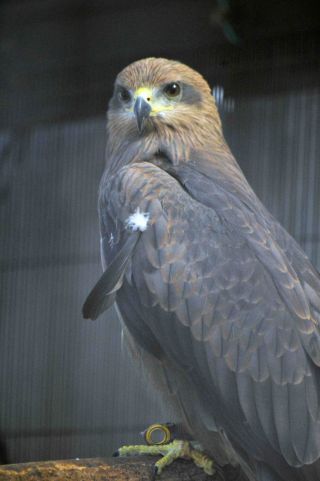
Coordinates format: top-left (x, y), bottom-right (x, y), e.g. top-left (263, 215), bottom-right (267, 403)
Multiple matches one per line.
top-left (118, 87), bottom-right (131, 103)
top-left (163, 82), bottom-right (181, 99)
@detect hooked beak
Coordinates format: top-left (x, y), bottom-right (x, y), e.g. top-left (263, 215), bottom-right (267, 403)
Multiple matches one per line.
top-left (134, 96), bottom-right (152, 133)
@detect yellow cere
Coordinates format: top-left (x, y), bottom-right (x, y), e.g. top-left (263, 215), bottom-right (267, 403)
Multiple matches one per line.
top-left (126, 86), bottom-right (174, 115)
top-left (134, 87), bottom-right (153, 99)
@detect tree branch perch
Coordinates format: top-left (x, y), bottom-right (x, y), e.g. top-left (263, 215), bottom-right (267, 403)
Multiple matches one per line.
top-left (0, 456), bottom-right (216, 480)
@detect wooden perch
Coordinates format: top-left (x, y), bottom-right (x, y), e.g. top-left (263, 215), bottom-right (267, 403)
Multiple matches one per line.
top-left (0, 456), bottom-right (216, 480)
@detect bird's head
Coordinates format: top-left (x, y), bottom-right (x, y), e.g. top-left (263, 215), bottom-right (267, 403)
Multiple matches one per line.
top-left (106, 58), bottom-right (225, 168)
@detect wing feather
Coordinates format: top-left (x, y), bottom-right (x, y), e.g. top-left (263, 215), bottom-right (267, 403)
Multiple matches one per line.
top-left (82, 232), bottom-right (140, 319)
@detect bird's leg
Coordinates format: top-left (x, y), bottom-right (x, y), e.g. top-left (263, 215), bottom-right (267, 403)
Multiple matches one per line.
top-left (113, 424), bottom-right (215, 478)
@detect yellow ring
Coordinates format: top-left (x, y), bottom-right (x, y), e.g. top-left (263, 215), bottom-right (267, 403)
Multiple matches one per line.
top-left (144, 423), bottom-right (172, 445)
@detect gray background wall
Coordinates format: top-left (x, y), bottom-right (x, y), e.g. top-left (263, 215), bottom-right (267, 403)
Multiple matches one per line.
top-left (0, 0), bottom-right (319, 465)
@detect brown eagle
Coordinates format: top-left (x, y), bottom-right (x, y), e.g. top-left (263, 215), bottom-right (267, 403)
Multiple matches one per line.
top-left (83, 58), bottom-right (320, 481)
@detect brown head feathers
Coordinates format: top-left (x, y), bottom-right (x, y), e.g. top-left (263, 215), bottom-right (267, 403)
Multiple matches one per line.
top-left (106, 58), bottom-right (227, 170)
top-left (117, 57), bottom-right (212, 96)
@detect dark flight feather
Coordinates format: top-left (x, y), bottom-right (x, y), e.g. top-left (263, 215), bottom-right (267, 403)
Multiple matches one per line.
top-left (82, 231), bottom-right (140, 320)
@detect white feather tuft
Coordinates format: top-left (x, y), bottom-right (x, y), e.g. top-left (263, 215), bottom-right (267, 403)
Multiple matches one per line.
top-left (125, 207), bottom-right (150, 232)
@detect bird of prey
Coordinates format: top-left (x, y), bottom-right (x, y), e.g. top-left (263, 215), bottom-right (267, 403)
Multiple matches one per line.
top-left (83, 58), bottom-right (320, 481)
